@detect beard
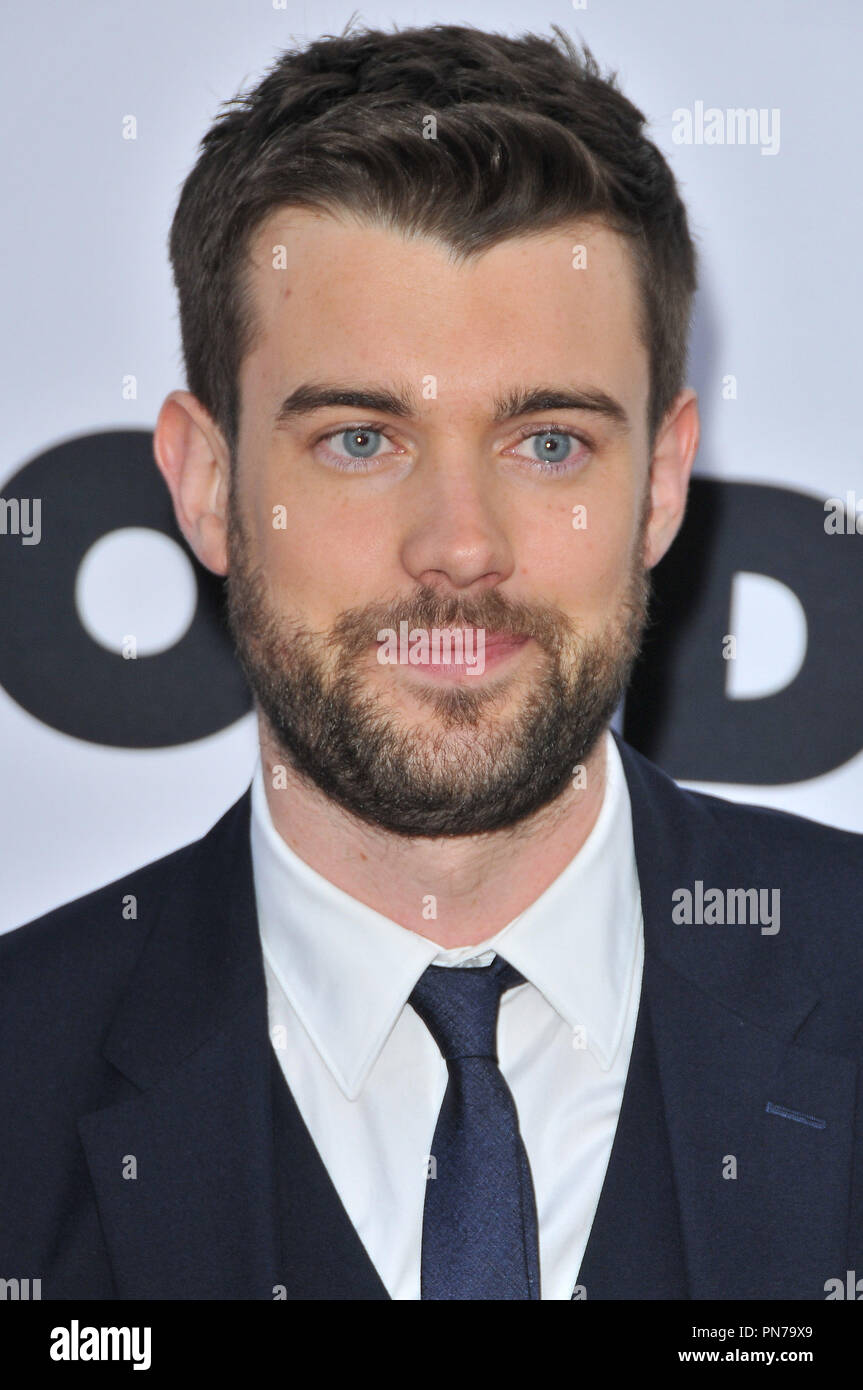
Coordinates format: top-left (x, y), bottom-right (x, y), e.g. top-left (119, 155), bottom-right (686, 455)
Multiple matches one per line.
top-left (226, 495), bottom-right (651, 838)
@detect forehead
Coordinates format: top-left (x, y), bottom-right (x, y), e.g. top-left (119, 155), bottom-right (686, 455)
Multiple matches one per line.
top-left (240, 208), bottom-right (648, 415)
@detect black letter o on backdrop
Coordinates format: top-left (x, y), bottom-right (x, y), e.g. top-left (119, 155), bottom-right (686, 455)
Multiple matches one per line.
top-left (0, 431), bottom-right (251, 747)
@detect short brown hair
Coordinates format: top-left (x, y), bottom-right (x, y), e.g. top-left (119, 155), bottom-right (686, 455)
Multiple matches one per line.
top-left (169, 20), bottom-right (698, 457)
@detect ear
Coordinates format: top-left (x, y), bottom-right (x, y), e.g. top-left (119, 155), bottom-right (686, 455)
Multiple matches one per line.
top-left (642, 388), bottom-right (700, 570)
top-left (153, 390), bottom-right (231, 576)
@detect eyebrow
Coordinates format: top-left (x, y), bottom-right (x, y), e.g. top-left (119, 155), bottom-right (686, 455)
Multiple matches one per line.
top-left (273, 382), bottom-right (631, 432)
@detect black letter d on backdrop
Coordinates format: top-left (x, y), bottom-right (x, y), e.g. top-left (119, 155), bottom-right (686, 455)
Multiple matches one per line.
top-left (624, 479), bottom-right (863, 784)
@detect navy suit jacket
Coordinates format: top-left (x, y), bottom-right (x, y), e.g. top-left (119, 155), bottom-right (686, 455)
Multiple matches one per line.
top-left (3, 731), bottom-right (863, 1300)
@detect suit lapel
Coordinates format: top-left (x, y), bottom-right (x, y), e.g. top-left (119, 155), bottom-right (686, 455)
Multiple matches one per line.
top-left (78, 792), bottom-right (387, 1300)
top-left (270, 1048), bottom-right (389, 1299)
top-left (78, 984), bottom-right (279, 1298)
top-left (577, 977), bottom-right (688, 1298)
top-left (616, 732), bottom-right (857, 1299)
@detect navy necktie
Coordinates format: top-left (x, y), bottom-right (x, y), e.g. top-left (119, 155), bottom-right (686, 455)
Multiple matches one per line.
top-left (408, 955), bottom-right (541, 1300)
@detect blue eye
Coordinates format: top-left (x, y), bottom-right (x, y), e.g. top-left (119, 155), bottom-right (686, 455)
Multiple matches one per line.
top-left (335, 428), bottom-right (383, 459)
top-left (507, 428), bottom-right (591, 475)
top-left (317, 426), bottom-right (399, 471)
top-left (530, 431), bottom-right (574, 464)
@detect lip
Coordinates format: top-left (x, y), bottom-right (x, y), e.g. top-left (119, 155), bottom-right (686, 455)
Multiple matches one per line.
top-left (391, 632), bottom-right (531, 682)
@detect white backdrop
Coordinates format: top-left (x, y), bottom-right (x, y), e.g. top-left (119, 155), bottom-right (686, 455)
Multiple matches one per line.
top-left (1, 0), bottom-right (861, 933)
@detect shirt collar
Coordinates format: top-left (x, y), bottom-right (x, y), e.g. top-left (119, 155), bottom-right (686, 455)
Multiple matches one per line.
top-left (251, 728), bottom-right (642, 1098)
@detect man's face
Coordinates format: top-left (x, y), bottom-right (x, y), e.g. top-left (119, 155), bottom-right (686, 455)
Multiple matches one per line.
top-left (227, 210), bottom-right (657, 836)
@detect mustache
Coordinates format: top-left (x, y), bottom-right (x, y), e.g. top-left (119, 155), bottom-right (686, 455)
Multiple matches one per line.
top-left (329, 585), bottom-right (578, 662)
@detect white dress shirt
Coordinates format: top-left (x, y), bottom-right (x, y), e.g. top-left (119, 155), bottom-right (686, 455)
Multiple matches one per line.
top-left (250, 728), bottom-right (644, 1300)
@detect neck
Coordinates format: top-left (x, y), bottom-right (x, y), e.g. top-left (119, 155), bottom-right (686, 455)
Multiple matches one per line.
top-left (258, 723), bottom-right (611, 948)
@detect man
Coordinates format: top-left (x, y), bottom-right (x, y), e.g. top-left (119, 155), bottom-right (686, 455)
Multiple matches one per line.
top-left (2, 21), bottom-right (863, 1302)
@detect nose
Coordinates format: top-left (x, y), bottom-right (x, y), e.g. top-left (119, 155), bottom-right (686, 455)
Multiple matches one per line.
top-left (399, 455), bottom-right (516, 596)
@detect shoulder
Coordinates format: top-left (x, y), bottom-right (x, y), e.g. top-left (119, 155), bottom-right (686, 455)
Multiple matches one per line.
top-left (689, 780), bottom-right (863, 861)
top-left (617, 732), bottom-right (863, 875)
top-left (0, 793), bottom-right (249, 1018)
top-left (0, 847), bottom-right (190, 1061)
top-left (616, 736), bottom-right (863, 1005)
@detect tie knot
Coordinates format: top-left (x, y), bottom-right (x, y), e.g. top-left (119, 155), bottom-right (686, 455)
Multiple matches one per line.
top-left (408, 956), bottom-right (525, 1062)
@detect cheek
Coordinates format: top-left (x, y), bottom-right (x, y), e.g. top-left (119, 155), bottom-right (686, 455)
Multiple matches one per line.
top-left (250, 471), bottom-right (396, 621)
top-left (518, 493), bottom-right (637, 616)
